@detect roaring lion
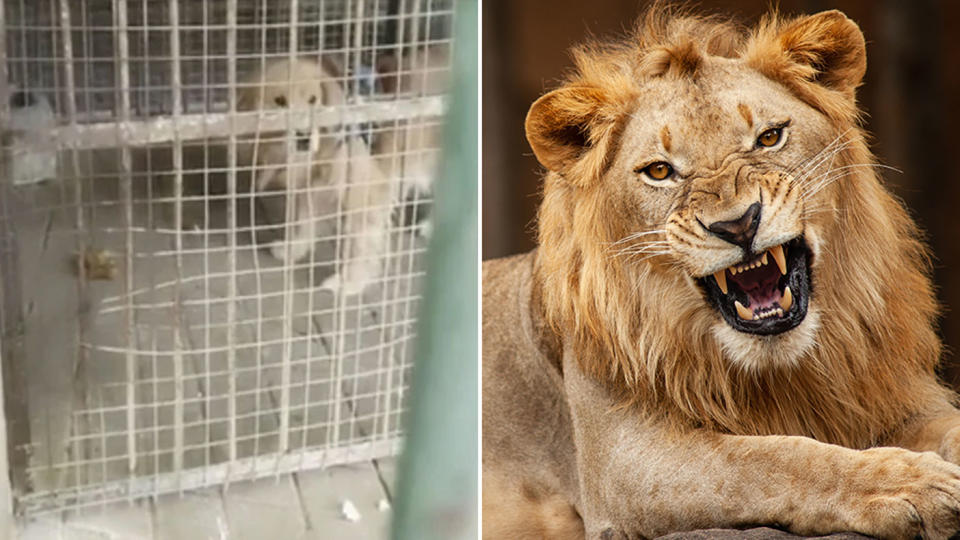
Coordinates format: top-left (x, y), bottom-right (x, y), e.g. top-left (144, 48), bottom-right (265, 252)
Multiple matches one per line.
top-left (483, 6), bottom-right (960, 539)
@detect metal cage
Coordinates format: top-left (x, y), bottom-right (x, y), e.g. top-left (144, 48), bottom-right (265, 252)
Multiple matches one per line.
top-left (0, 0), bottom-right (452, 517)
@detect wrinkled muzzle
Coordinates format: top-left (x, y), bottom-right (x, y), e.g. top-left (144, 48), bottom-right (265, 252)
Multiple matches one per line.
top-left (668, 168), bottom-right (811, 336)
top-left (289, 128), bottom-right (320, 154)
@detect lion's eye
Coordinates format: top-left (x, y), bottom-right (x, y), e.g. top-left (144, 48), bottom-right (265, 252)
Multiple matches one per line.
top-left (757, 127), bottom-right (782, 148)
top-left (640, 161), bottom-right (674, 181)
top-left (274, 95), bottom-right (287, 107)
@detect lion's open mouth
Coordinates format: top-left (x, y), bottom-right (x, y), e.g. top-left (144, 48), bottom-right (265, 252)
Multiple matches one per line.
top-left (698, 237), bottom-right (811, 335)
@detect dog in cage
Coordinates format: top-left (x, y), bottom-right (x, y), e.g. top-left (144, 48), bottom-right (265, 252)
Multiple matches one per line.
top-left (237, 57), bottom-right (394, 296)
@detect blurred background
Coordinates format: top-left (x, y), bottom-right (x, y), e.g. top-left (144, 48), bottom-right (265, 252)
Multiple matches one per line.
top-left (482, 0), bottom-right (960, 384)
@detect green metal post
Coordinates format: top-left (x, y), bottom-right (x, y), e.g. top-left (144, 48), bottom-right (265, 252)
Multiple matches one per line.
top-left (390, 1), bottom-right (478, 538)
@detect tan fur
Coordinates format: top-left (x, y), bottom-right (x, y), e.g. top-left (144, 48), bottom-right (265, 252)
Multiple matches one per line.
top-left (482, 471), bottom-right (585, 540)
top-left (658, 125), bottom-right (672, 153)
top-left (484, 5), bottom-right (960, 539)
top-left (737, 102), bottom-right (754, 127)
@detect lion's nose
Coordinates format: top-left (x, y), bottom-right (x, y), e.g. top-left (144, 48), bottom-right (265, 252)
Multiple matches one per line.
top-left (706, 202), bottom-right (761, 251)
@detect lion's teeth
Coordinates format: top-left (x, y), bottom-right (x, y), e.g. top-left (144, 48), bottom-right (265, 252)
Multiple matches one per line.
top-left (735, 301), bottom-right (753, 320)
top-left (761, 252), bottom-right (768, 265)
top-left (714, 270), bottom-right (728, 294)
top-left (770, 245), bottom-right (787, 275)
top-left (779, 286), bottom-right (793, 311)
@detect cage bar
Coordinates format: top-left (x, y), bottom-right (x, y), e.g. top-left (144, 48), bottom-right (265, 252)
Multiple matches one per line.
top-left (225, 0), bottom-right (240, 486)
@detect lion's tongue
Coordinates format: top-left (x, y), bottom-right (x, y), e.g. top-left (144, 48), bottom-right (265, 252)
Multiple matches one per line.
top-left (730, 264), bottom-right (783, 311)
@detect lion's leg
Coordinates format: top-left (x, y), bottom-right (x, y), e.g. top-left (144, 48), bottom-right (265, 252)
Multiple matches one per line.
top-left (563, 353), bottom-right (960, 539)
top-left (892, 409), bottom-right (960, 464)
top-left (481, 468), bottom-right (585, 540)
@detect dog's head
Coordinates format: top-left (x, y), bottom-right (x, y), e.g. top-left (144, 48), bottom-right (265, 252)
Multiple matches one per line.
top-left (239, 58), bottom-right (346, 154)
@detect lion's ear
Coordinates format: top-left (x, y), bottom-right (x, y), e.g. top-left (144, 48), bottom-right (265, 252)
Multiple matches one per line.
top-left (748, 10), bottom-right (866, 101)
top-left (525, 85), bottom-right (610, 175)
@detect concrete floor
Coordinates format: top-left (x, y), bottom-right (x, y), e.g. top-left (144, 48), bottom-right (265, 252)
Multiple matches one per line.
top-left (5, 152), bottom-right (422, 533)
top-left (18, 457), bottom-right (396, 540)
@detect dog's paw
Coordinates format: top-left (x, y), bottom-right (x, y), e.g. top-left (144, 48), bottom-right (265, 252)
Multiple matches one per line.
top-left (320, 273), bottom-right (367, 296)
top-left (269, 239), bottom-right (311, 263)
top-left (840, 448), bottom-right (960, 540)
top-left (416, 218), bottom-right (433, 239)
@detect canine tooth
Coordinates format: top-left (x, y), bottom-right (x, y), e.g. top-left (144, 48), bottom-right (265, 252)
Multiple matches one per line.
top-left (735, 301), bottom-right (753, 320)
top-left (779, 286), bottom-right (793, 311)
top-left (714, 270), bottom-right (728, 294)
top-left (761, 252), bottom-right (768, 265)
top-left (770, 245), bottom-right (787, 275)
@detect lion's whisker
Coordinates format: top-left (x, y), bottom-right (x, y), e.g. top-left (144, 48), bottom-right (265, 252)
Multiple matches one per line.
top-left (788, 130), bottom-right (854, 175)
top-left (790, 138), bottom-right (859, 185)
top-left (612, 239), bottom-right (672, 251)
top-left (614, 246), bottom-right (672, 255)
top-left (802, 163), bottom-right (903, 196)
top-left (613, 247), bottom-right (673, 260)
top-left (609, 229), bottom-right (668, 246)
top-left (801, 162), bottom-right (902, 186)
top-left (629, 252), bottom-right (671, 264)
top-left (800, 162), bottom-right (898, 190)
top-left (792, 142), bottom-right (856, 184)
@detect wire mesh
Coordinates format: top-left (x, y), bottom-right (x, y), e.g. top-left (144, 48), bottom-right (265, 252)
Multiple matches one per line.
top-left (0, 0), bottom-right (452, 516)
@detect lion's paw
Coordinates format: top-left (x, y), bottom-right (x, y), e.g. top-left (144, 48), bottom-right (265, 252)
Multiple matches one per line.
top-left (843, 448), bottom-right (960, 540)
